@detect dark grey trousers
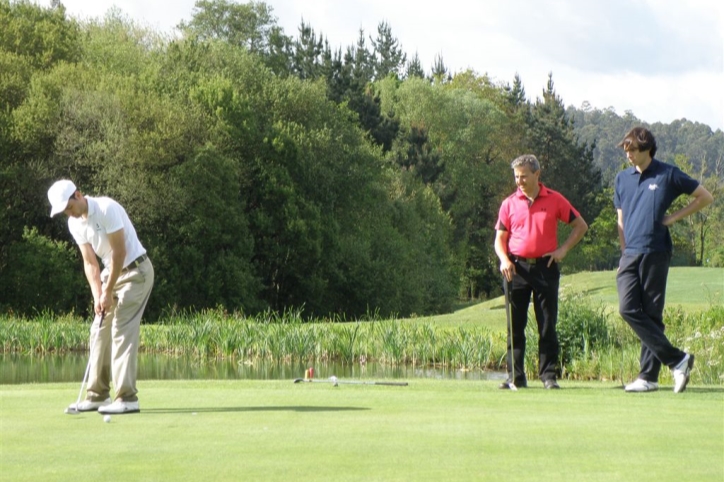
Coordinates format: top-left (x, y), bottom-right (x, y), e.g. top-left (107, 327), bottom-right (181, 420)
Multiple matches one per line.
top-left (616, 252), bottom-right (686, 381)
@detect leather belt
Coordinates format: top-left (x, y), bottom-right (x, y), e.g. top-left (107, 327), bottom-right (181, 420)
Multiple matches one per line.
top-left (122, 254), bottom-right (148, 272)
top-left (509, 254), bottom-right (542, 264)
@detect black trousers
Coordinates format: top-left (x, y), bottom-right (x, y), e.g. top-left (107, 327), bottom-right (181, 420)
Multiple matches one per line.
top-left (617, 252), bottom-right (685, 381)
top-left (505, 259), bottom-right (560, 384)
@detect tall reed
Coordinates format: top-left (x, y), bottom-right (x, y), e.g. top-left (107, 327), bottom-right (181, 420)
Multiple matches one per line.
top-left (1, 299), bottom-right (722, 384)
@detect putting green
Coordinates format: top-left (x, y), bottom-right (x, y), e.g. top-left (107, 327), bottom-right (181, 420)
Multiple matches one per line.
top-left (1, 379), bottom-right (722, 481)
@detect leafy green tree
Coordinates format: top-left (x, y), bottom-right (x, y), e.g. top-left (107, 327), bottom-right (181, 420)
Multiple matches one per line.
top-left (0, 0), bottom-right (80, 69)
top-left (180, 0), bottom-right (294, 76)
top-left (669, 154), bottom-right (722, 266)
top-left (0, 227), bottom-right (87, 315)
top-left (180, 0), bottom-right (277, 53)
top-left (565, 189), bottom-right (620, 271)
top-left (378, 75), bottom-right (510, 298)
top-left (0, 0), bottom-right (82, 274)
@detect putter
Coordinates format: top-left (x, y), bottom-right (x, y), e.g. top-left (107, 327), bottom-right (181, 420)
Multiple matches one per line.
top-left (503, 277), bottom-right (518, 391)
top-left (65, 313), bottom-right (104, 415)
top-left (293, 377), bottom-right (408, 387)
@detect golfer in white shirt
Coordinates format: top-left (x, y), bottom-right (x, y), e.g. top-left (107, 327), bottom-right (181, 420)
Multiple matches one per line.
top-left (49, 179), bottom-right (154, 414)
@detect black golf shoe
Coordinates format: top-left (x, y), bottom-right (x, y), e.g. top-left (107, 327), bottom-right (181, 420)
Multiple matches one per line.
top-left (498, 380), bottom-right (527, 389)
top-left (544, 379), bottom-right (561, 389)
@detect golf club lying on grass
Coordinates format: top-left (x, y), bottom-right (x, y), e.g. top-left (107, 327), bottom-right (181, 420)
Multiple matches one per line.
top-left (293, 376), bottom-right (408, 387)
top-left (65, 312), bottom-right (104, 415)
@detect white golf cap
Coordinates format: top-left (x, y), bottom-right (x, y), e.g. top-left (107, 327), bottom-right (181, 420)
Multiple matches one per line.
top-left (48, 179), bottom-right (77, 217)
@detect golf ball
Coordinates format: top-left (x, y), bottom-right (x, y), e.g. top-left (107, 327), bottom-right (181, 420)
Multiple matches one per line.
top-left (103, 415), bottom-right (111, 423)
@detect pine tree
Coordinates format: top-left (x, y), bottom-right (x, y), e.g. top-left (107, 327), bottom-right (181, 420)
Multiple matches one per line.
top-left (370, 21), bottom-right (407, 80)
top-left (292, 20), bottom-right (324, 80)
top-left (505, 73), bottom-right (527, 108)
top-left (405, 52), bottom-right (425, 79)
top-left (527, 73), bottom-right (603, 221)
top-left (392, 125), bottom-right (442, 184)
top-left (430, 52), bottom-right (450, 84)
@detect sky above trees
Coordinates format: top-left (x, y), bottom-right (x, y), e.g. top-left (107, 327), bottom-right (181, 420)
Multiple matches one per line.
top-left (39, 0), bottom-right (724, 132)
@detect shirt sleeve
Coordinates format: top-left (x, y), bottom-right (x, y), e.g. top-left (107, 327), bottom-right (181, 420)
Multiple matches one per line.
top-left (99, 200), bottom-right (125, 234)
top-left (557, 193), bottom-right (580, 223)
top-left (613, 174), bottom-right (622, 209)
top-left (671, 166), bottom-right (700, 196)
top-left (496, 199), bottom-right (510, 231)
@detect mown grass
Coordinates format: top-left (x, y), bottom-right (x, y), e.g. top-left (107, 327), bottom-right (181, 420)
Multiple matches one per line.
top-left (1, 379), bottom-right (722, 482)
top-left (1, 268), bottom-right (722, 385)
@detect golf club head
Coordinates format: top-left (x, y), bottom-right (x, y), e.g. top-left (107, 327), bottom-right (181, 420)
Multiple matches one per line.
top-left (64, 407), bottom-right (81, 415)
top-left (509, 383), bottom-right (518, 392)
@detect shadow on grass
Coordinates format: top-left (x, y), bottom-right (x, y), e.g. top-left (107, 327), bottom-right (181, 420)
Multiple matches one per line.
top-left (679, 387), bottom-right (724, 394)
top-left (601, 385), bottom-right (724, 393)
top-left (143, 406), bottom-right (371, 414)
top-left (577, 286), bottom-right (607, 296)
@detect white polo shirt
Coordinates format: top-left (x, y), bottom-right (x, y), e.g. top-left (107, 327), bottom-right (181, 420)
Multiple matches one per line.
top-left (68, 196), bottom-right (146, 270)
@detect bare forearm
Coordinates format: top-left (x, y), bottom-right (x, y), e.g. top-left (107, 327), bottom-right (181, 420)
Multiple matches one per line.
top-left (494, 234), bottom-right (509, 262)
top-left (104, 248), bottom-right (125, 293)
top-left (83, 261), bottom-right (102, 301)
top-left (617, 225), bottom-right (625, 252)
top-left (560, 220), bottom-right (587, 252)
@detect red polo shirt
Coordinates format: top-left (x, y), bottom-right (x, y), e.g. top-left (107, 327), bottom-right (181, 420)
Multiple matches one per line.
top-left (496, 183), bottom-right (579, 258)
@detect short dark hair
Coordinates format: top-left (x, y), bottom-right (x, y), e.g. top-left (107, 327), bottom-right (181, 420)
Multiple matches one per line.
top-left (618, 127), bottom-right (657, 158)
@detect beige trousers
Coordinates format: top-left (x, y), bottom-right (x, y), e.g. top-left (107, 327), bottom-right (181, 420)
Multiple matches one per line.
top-left (86, 258), bottom-right (154, 402)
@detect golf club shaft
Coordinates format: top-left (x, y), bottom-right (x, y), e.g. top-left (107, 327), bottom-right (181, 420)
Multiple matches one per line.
top-left (293, 378), bottom-right (408, 386)
top-left (338, 380), bottom-right (408, 386)
top-left (72, 313), bottom-right (104, 409)
top-left (503, 277), bottom-right (517, 389)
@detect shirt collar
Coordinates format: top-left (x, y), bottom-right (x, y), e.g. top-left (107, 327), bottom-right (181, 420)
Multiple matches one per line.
top-left (86, 196), bottom-right (97, 217)
top-left (628, 158), bottom-right (660, 175)
top-left (515, 183), bottom-right (549, 199)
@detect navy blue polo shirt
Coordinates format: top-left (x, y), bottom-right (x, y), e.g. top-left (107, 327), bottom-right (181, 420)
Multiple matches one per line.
top-left (614, 159), bottom-right (699, 254)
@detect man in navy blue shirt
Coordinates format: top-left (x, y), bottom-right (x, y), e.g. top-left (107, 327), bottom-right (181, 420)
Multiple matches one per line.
top-left (614, 127), bottom-right (713, 393)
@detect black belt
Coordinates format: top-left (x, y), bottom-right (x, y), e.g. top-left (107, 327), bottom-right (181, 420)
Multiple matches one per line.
top-left (509, 254), bottom-right (545, 264)
top-left (122, 254), bottom-right (148, 272)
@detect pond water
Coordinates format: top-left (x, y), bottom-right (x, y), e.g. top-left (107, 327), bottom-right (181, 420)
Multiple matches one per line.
top-left (1, 353), bottom-right (506, 385)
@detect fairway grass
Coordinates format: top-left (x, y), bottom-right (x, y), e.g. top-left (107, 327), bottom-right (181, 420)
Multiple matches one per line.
top-left (2, 379), bottom-right (722, 481)
top-left (410, 267), bottom-right (723, 330)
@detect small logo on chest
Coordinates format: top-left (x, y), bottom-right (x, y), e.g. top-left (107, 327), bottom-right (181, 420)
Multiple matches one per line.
top-left (648, 183), bottom-right (659, 191)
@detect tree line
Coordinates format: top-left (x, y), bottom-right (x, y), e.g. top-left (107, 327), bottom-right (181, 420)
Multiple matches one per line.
top-left (1, 0), bottom-right (721, 320)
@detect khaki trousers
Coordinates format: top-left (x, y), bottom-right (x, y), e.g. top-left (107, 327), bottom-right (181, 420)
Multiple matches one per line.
top-left (86, 258), bottom-right (154, 402)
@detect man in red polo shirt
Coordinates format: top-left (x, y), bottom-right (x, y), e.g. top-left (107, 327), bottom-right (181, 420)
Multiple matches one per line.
top-left (494, 154), bottom-right (588, 389)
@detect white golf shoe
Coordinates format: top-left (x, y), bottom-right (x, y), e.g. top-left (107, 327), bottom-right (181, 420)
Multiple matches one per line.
top-left (67, 398), bottom-right (111, 412)
top-left (624, 379), bottom-right (658, 392)
top-left (98, 400), bottom-right (140, 414)
top-left (673, 353), bottom-right (695, 393)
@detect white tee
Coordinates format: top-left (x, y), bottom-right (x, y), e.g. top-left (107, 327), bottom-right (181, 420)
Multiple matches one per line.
top-left (68, 196), bottom-right (146, 269)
